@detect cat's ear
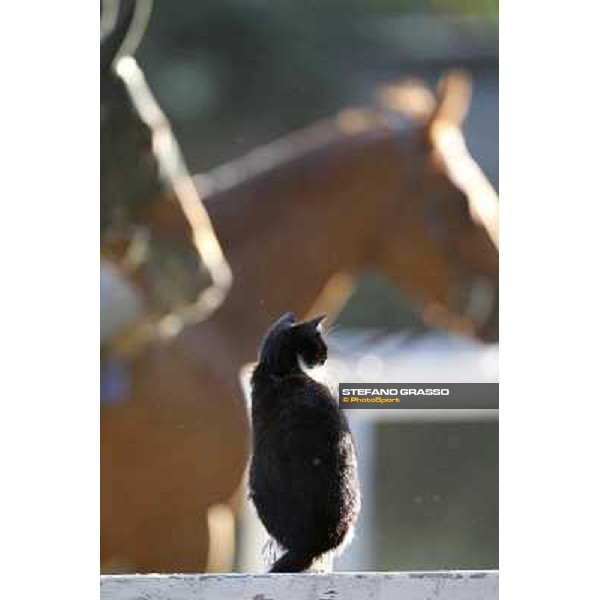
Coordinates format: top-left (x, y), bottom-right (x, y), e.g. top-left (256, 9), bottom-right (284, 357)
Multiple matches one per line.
top-left (282, 312), bottom-right (298, 323)
top-left (304, 314), bottom-right (326, 330)
top-left (273, 312), bottom-right (297, 327)
top-left (265, 312), bottom-right (297, 339)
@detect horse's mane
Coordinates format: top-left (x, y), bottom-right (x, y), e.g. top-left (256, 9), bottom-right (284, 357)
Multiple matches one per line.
top-left (195, 117), bottom-right (382, 200)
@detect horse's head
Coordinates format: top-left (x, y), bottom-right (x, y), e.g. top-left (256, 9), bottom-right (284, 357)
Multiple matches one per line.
top-left (101, 0), bottom-right (231, 354)
top-left (373, 71), bottom-right (499, 342)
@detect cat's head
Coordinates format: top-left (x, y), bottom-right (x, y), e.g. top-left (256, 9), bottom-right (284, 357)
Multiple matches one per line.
top-left (259, 312), bottom-right (328, 373)
top-left (292, 314), bottom-right (328, 368)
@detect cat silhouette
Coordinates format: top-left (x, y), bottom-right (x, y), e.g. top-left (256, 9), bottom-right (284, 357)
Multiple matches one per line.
top-left (249, 312), bottom-right (361, 572)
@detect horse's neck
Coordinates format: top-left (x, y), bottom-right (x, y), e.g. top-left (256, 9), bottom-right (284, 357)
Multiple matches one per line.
top-left (191, 118), bottom-right (407, 375)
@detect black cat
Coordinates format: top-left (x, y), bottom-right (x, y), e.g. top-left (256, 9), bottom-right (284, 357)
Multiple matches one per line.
top-left (249, 312), bottom-right (361, 572)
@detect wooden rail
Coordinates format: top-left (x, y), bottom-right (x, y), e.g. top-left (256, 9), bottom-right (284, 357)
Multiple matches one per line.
top-left (100, 571), bottom-right (499, 599)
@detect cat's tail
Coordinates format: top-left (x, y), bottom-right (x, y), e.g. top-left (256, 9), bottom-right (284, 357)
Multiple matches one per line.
top-left (269, 549), bottom-right (314, 573)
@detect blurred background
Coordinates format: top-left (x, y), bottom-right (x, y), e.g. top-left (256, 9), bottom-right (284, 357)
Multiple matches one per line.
top-left (101, 0), bottom-right (498, 574)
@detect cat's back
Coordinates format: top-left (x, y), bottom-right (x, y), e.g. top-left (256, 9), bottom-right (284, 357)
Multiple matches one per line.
top-left (252, 369), bottom-right (344, 431)
top-left (252, 373), bottom-right (353, 481)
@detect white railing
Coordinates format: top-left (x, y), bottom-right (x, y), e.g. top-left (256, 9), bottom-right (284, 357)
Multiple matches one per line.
top-left (100, 571), bottom-right (499, 599)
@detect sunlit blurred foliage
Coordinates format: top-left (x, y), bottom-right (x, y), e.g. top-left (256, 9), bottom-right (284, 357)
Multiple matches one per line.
top-left (363, 0), bottom-right (498, 18)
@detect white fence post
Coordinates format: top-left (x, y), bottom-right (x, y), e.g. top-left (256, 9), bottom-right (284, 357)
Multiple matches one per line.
top-left (100, 571), bottom-right (499, 600)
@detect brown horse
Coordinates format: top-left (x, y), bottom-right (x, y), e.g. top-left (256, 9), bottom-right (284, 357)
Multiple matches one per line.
top-left (190, 70), bottom-right (498, 369)
top-left (101, 69), bottom-right (499, 572)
